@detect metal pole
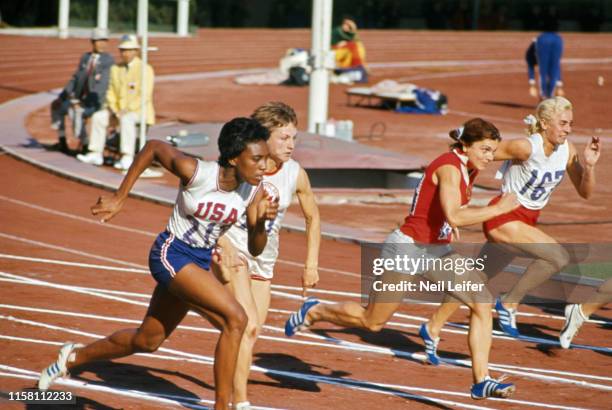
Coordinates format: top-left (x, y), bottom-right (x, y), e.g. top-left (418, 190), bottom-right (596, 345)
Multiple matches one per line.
top-left (137, 0), bottom-right (147, 37)
top-left (177, 0), bottom-right (190, 37)
top-left (138, 0), bottom-right (149, 152)
top-left (58, 0), bottom-right (70, 39)
top-left (307, 0), bottom-right (333, 134)
top-left (97, 0), bottom-right (109, 31)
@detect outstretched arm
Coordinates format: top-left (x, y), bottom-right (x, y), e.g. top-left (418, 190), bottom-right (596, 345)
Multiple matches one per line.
top-left (91, 140), bottom-right (197, 222)
top-left (296, 167), bottom-right (321, 296)
top-left (567, 138), bottom-right (601, 199)
top-left (493, 138), bottom-right (532, 161)
top-left (437, 165), bottom-right (519, 228)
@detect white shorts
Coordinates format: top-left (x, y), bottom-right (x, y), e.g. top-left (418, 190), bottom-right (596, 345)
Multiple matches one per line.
top-left (380, 229), bottom-right (453, 275)
top-left (225, 228), bottom-right (279, 281)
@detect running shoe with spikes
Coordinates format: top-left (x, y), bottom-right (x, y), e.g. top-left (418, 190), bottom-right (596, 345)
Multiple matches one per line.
top-left (559, 304), bottom-right (587, 349)
top-left (285, 298), bottom-right (320, 337)
top-left (418, 323), bottom-right (440, 365)
top-left (471, 375), bottom-right (515, 399)
top-left (38, 342), bottom-right (83, 390)
top-left (495, 297), bottom-right (520, 337)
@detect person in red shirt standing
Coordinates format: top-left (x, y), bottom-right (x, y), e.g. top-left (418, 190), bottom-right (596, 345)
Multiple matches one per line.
top-left (285, 118), bottom-right (519, 400)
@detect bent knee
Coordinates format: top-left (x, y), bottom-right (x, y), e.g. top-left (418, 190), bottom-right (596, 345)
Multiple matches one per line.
top-left (242, 321), bottom-right (260, 343)
top-left (133, 333), bottom-right (165, 353)
top-left (225, 305), bottom-right (248, 333)
top-left (470, 303), bottom-right (492, 318)
top-left (540, 249), bottom-right (570, 271)
top-left (553, 249), bottom-right (570, 270)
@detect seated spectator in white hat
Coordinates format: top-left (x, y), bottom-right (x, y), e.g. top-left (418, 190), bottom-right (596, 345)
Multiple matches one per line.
top-left (49, 28), bottom-right (114, 154)
top-left (77, 34), bottom-right (155, 170)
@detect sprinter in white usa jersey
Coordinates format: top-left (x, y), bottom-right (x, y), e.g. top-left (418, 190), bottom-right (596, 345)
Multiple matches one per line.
top-left (421, 97), bottom-right (601, 363)
top-left (216, 102), bottom-right (320, 410)
top-left (38, 118), bottom-right (279, 410)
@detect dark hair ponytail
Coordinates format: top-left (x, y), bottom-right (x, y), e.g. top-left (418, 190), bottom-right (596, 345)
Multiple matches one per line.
top-left (449, 118), bottom-right (500, 150)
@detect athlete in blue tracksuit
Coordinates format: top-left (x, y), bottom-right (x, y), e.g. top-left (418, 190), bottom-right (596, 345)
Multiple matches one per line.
top-left (526, 32), bottom-right (564, 98)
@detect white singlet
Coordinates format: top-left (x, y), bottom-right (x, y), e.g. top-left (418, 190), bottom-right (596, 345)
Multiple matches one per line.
top-left (225, 159), bottom-right (301, 280)
top-left (498, 133), bottom-right (569, 210)
top-left (166, 160), bottom-right (259, 249)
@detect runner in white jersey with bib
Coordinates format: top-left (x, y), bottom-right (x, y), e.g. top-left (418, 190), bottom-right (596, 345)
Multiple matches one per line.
top-left (38, 117), bottom-right (279, 410)
top-left (420, 97), bottom-right (601, 363)
top-left (216, 102), bottom-right (320, 410)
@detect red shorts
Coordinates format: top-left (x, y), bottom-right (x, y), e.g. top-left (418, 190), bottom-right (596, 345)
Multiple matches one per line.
top-left (483, 195), bottom-right (541, 235)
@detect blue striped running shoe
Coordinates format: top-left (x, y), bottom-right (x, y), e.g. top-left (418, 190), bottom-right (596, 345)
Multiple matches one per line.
top-left (285, 298), bottom-right (320, 337)
top-left (38, 342), bottom-right (83, 390)
top-left (495, 297), bottom-right (520, 337)
top-left (471, 375), bottom-right (515, 399)
top-left (418, 323), bottom-right (440, 365)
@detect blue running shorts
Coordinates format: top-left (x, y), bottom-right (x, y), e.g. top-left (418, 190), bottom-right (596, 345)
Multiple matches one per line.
top-left (149, 231), bottom-right (212, 288)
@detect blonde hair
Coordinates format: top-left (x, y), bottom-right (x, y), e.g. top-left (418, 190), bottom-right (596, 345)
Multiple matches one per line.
top-left (525, 96), bottom-right (573, 135)
top-left (251, 101), bottom-right (297, 131)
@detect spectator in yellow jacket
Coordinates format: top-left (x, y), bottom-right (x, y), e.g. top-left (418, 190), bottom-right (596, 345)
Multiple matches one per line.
top-left (77, 34), bottom-right (155, 170)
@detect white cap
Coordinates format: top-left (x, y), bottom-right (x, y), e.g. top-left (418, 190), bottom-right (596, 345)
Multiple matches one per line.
top-left (118, 34), bottom-right (140, 50)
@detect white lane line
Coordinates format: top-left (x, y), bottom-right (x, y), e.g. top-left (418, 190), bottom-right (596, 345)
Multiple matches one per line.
top-left (0, 364), bottom-right (495, 410)
top-left (0, 303), bottom-right (395, 353)
top-left (0, 233), bottom-right (144, 268)
top-left (2, 250), bottom-right (609, 327)
top-left (0, 277), bottom-right (151, 299)
top-left (0, 368), bottom-right (280, 410)
top-left (0, 195), bottom-right (156, 238)
top-left (1, 265), bottom-right (609, 354)
top-left (0, 365), bottom-right (213, 410)
top-left (2, 265), bottom-right (610, 358)
top-left (3, 302), bottom-right (611, 386)
top-left (0, 337), bottom-right (496, 410)
top-left (0, 194), bottom-right (359, 277)
top-left (0, 253), bottom-right (149, 274)
top-left (1, 333), bottom-right (585, 410)
top-left (0, 271), bottom-right (155, 306)
top-left (1, 275), bottom-right (610, 388)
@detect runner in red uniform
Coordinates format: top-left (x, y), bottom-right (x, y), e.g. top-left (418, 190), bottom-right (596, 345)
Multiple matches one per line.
top-left (285, 118), bottom-right (520, 399)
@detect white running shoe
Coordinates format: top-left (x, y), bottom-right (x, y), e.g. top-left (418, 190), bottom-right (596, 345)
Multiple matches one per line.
top-left (132, 167), bottom-right (164, 178)
top-left (559, 304), bottom-right (587, 349)
top-left (38, 342), bottom-right (83, 390)
top-left (113, 155), bottom-right (134, 170)
top-left (235, 401), bottom-right (252, 410)
top-left (76, 152), bottom-right (104, 166)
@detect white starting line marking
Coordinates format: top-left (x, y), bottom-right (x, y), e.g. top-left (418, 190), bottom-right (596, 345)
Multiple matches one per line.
top-left (0, 330), bottom-right (589, 410)
top-left (1, 251), bottom-right (609, 327)
top-left (2, 301), bottom-right (611, 386)
top-left (0, 364), bottom-right (222, 409)
top-left (2, 269), bottom-right (610, 360)
top-left (1, 271), bottom-right (611, 391)
top-left (0, 193), bottom-right (359, 278)
top-left (0, 337), bottom-right (496, 410)
top-left (0, 232), bottom-right (143, 269)
top-left (0, 195), bottom-right (156, 237)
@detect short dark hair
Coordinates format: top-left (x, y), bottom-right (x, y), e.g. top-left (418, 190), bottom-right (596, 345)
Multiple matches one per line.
top-left (449, 118), bottom-right (500, 150)
top-left (218, 117), bottom-right (270, 168)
